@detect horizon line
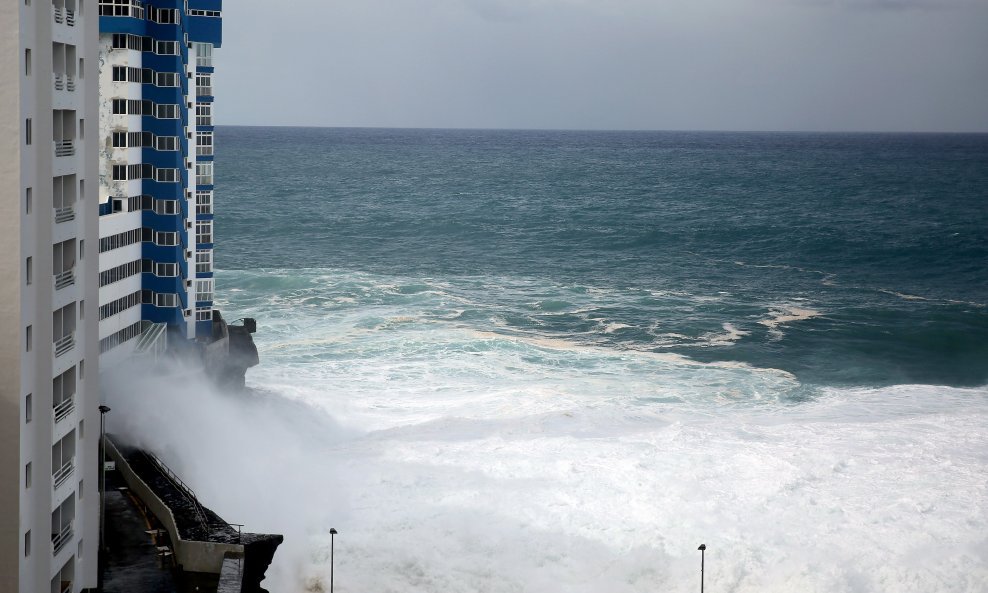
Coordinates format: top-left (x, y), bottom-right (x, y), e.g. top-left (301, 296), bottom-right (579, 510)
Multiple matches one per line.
top-left (211, 123), bottom-right (988, 135)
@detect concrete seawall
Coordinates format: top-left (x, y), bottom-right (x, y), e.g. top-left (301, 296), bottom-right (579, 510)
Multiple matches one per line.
top-left (105, 438), bottom-right (282, 592)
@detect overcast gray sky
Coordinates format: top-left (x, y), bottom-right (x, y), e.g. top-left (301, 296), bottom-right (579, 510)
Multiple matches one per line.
top-left (217, 0), bottom-right (988, 132)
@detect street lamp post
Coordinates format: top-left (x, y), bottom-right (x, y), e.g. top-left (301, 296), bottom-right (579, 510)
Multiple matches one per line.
top-left (330, 528), bottom-right (338, 593)
top-left (698, 544), bottom-right (706, 593)
top-left (98, 405), bottom-right (111, 590)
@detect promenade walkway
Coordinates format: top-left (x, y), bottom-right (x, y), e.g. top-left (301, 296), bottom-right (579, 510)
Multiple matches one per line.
top-left (103, 469), bottom-right (178, 593)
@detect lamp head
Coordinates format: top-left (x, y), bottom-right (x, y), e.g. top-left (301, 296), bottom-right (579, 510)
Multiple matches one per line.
top-left (99, 405), bottom-right (111, 414)
top-left (698, 544), bottom-right (706, 551)
top-left (330, 528), bottom-right (338, 535)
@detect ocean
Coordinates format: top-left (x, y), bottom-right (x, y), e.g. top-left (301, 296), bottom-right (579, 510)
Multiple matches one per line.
top-left (161, 128), bottom-right (988, 592)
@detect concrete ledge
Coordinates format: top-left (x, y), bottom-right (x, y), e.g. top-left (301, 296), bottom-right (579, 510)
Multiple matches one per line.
top-left (105, 437), bottom-right (282, 591)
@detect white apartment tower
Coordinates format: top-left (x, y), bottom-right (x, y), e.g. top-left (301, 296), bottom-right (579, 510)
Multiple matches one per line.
top-left (1, 1), bottom-right (101, 593)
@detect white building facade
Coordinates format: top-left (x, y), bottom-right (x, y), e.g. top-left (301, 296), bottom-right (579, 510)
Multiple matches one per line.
top-left (1, 1), bottom-right (101, 592)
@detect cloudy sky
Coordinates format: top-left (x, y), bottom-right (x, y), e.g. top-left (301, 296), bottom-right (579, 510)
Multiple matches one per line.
top-left (217, 0), bottom-right (988, 132)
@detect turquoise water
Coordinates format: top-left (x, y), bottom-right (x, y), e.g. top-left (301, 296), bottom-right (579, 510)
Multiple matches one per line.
top-left (189, 127), bottom-right (987, 592)
top-left (216, 128), bottom-right (987, 388)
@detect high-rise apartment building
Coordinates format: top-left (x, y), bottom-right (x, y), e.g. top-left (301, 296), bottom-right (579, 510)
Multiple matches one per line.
top-left (3, 1), bottom-right (223, 591)
top-left (1, 1), bottom-right (101, 592)
top-left (96, 0), bottom-right (221, 363)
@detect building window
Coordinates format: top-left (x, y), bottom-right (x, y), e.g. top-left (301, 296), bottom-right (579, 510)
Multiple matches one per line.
top-left (195, 249), bottom-right (212, 273)
top-left (155, 40), bottom-right (178, 55)
top-left (99, 0), bottom-right (145, 19)
top-left (193, 42), bottom-right (213, 67)
top-left (156, 103), bottom-right (179, 119)
top-left (24, 530), bottom-right (30, 557)
top-left (25, 462), bottom-right (31, 489)
top-left (25, 118), bottom-right (31, 145)
top-left (195, 190), bottom-right (213, 215)
top-left (25, 48), bottom-right (31, 76)
top-left (154, 231), bottom-right (178, 246)
top-left (155, 263), bottom-right (178, 277)
top-left (25, 393), bottom-right (32, 423)
top-left (153, 199), bottom-right (178, 215)
top-left (26, 325), bottom-right (31, 352)
top-left (155, 136), bottom-right (178, 151)
top-left (154, 168), bottom-right (179, 183)
top-left (195, 279), bottom-right (214, 303)
top-left (196, 162), bottom-right (212, 185)
top-left (26, 257), bottom-right (32, 285)
top-left (196, 220), bottom-right (213, 245)
top-left (196, 131), bottom-right (213, 156)
top-left (149, 6), bottom-right (178, 24)
top-left (155, 293), bottom-right (178, 308)
top-left (195, 104), bottom-right (212, 127)
top-left (26, 187), bottom-right (32, 214)
top-left (155, 71), bottom-right (179, 87)
top-left (99, 291), bottom-right (141, 320)
top-left (195, 72), bottom-right (212, 96)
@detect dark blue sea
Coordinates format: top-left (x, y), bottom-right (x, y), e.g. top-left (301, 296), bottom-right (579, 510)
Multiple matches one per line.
top-left (191, 127), bottom-right (987, 591)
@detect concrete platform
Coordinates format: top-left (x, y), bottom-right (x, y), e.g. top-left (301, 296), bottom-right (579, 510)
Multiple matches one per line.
top-left (103, 469), bottom-right (179, 593)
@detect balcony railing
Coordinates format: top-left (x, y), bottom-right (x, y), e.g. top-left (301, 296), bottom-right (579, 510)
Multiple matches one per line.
top-left (54, 270), bottom-right (75, 290)
top-left (51, 521), bottom-right (73, 554)
top-left (54, 140), bottom-right (75, 158)
top-left (52, 459), bottom-right (74, 489)
top-left (58, 581), bottom-right (72, 593)
top-left (54, 334), bottom-right (74, 357)
top-left (53, 6), bottom-right (64, 23)
top-left (54, 206), bottom-right (75, 223)
top-left (66, 75), bottom-right (76, 91)
top-left (54, 74), bottom-right (65, 91)
top-left (65, 9), bottom-right (76, 26)
top-left (53, 396), bottom-right (75, 424)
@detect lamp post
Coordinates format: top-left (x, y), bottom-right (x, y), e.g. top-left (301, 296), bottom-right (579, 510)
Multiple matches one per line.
top-left (698, 544), bottom-right (706, 593)
top-left (98, 405), bottom-right (111, 590)
top-left (330, 528), bottom-right (338, 593)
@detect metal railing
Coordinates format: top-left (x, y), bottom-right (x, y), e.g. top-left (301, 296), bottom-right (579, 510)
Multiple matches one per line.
top-left (59, 580), bottom-right (72, 593)
top-left (53, 6), bottom-right (64, 23)
top-left (143, 452), bottom-right (210, 537)
top-left (54, 140), bottom-right (75, 158)
top-left (66, 75), bottom-right (76, 91)
top-left (54, 270), bottom-right (75, 290)
top-left (65, 9), bottom-right (76, 26)
top-left (51, 521), bottom-right (73, 554)
top-left (54, 334), bottom-right (74, 357)
top-left (53, 396), bottom-right (75, 424)
top-left (53, 460), bottom-right (74, 489)
top-left (54, 73), bottom-right (65, 91)
top-left (134, 322), bottom-right (167, 356)
top-left (54, 206), bottom-right (75, 223)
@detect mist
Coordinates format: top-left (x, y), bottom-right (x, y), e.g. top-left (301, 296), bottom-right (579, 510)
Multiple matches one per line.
top-left (101, 335), bottom-right (988, 593)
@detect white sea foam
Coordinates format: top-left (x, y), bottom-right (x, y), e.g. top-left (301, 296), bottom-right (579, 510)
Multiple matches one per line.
top-left (758, 305), bottom-right (822, 339)
top-left (123, 269), bottom-right (988, 593)
top-left (700, 322), bottom-right (750, 346)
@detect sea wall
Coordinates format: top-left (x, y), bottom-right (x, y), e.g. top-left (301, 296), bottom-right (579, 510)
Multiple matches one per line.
top-left (106, 439), bottom-right (243, 574)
